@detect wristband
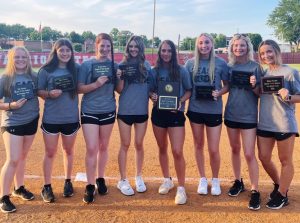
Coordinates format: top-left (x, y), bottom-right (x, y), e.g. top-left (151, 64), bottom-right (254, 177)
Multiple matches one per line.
top-left (8, 102), bottom-right (11, 110)
top-left (47, 91), bottom-right (51, 98)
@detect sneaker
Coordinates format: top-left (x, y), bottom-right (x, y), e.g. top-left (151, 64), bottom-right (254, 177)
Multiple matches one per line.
top-left (135, 176), bottom-right (147, 193)
top-left (228, 178), bottom-right (245, 197)
top-left (41, 185), bottom-right (55, 203)
top-left (266, 191), bottom-right (289, 210)
top-left (211, 178), bottom-right (221, 196)
top-left (96, 178), bottom-right (108, 195)
top-left (12, 185), bottom-right (35, 201)
top-left (83, 184), bottom-right (96, 204)
top-left (248, 190), bottom-right (261, 211)
top-left (175, 187), bottom-right (187, 205)
top-left (63, 180), bottom-right (74, 197)
top-left (158, 177), bottom-right (174, 195)
top-left (0, 195), bottom-right (16, 213)
top-left (197, 177), bottom-right (208, 195)
top-left (117, 179), bottom-right (134, 196)
top-left (269, 183), bottom-right (280, 200)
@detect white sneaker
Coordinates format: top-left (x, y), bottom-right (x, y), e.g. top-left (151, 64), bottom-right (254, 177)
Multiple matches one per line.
top-left (117, 179), bottom-right (134, 196)
top-left (135, 176), bottom-right (147, 193)
top-left (158, 178), bottom-right (174, 195)
top-left (175, 186), bottom-right (187, 205)
top-left (197, 177), bottom-right (208, 195)
top-left (211, 178), bottom-right (221, 196)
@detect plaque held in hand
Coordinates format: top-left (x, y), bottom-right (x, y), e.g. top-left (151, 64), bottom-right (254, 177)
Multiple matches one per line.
top-left (119, 63), bottom-right (140, 84)
top-left (53, 74), bottom-right (75, 92)
top-left (12, 82), bottom-right (34, 101)
top-left (92, 62), bottom-right (112, 83)
top-left (261, 76), bottom-right (284, 94)
top-left (195, 85), bottom-right (215, 100)
top-left (231, 70), bottom-right (252, 89)
top-left (157, 81), bottom-right (180, 110)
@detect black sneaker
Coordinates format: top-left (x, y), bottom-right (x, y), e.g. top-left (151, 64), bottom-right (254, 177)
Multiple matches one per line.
top-left (228, 178), bottom-right (245, 196)
top-left (0, 195), bottom-right (16, 213)
top-left (96, 178), bottom-right (108, 195)
top-left (269, 183), bottom-right (279, 200)
top-left (41, 185), bottom-right (55, 203)
top-left (266, 191), bottom-right (289, 210)
top-left (12, 185), bottom-right (35, 201)
top-left (248, 190), bottom-right (261, 211)
top-left (83, 184), bottom-right (95, 204)
top-left (63, 180), bottom-right (74, 197)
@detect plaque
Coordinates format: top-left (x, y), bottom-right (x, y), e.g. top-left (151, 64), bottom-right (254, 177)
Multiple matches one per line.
top-left (157, 81), bottom-right (180, 110)
top-left (53, 74), bottom-right (75, 92)
top-left (119, 63), bottom-right (140, 84)
top-left (261, 76), bottom-right (284, 94)
top-left (195, 85), bottom-right (215, 100)
top-left (231, 70), bottom-right (252, 89)
top-left (92, 62), bottom-right (112, 83)
top-left (12, 82), bottom-right (34, 101)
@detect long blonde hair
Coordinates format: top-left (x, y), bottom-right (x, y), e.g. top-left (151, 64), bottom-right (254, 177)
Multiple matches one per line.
top-left (193, 33), bottom-right (215, 84)
top-left (3, 46), bottom-right (33, 97)
top-left (228, 34), bottom-right (254, 66)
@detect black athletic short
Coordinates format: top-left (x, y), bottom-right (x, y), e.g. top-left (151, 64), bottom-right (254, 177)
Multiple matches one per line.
top-left (41, 122), bottom-right (80, 136)
top-left (257, 129), bottom-right (299, 141)
top-left (81, 111), bottom-right (116, 125)
top-left (151, 107), bottom-right (185, 128)
top-left (224, 119), bottom-right (257, 129)
top-left (1, 116), bottom-right (39, 136)
top-left (186, 111), bottom-right (222, 127)
top-left (117, 114), bottom-right (148, 126)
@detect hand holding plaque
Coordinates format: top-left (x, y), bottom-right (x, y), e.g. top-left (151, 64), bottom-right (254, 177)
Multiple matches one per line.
top-left (261, 76), bottom-right (284, 94)
top-left (157, 81), bottom-right (180, 110)
top-left (53, 74), bottom-right (75, 92)
top-left (12, 82), bottom-right (34, 101)
top-left (195, 85), bottom-right (215, 100)
top-left (92, 62), bottom-right (112, 83)
top-left (231, 70), bottom-right (252, 89)
top-left (119, 63), bottom-right (140, 84)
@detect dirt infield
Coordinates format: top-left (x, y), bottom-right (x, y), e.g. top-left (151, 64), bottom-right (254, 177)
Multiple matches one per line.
top-left (0, 96), bottom-right (300, 223)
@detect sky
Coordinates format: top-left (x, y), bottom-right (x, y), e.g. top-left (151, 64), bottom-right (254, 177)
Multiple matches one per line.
top-left (0, 0), bottom-right (281, 43)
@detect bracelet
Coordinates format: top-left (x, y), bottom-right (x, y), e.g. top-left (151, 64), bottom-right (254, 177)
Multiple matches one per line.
top-left (47, 91), bottom-right (51, 98)
top-left (8, 102), bottom-right (11, 110)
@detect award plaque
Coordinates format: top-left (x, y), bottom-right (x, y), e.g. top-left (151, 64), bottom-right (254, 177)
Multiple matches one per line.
top-left (195, 85), bottom-right (215, 100)
top-left (12, 82), bottom-right (34, 101)
top-left (119, 63), bottom-right (140, 84)
top-left (261, 76), bottom-right (284, 94)
top-left (231, 70), bottom-right (252, 89)
top-left (53, 74), bottom-right (75, 92)
top-left (92, 62), bottom-right (112, 83)
top-left (157, 81), bottom-right (180, 110)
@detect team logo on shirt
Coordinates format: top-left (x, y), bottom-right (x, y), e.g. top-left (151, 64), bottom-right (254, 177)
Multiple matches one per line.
top-left (165, 84), bottom-right (173, 93)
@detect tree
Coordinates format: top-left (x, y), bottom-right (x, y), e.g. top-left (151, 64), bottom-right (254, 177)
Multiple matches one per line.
top-left (180, 37), bottom-right (196, 51)
top-left (69, 31), bottom-right (84, 44)
top-left (110, 28), bottom-right (120, 42)
top-left (214, 34), bottom-right (226, 49)
top-left (140, 35), bottom-right (149, 48)
top-left (267, 0), bottom-right (300, 47)
top-left (82, 31), bottom-right (96, 41)
top-left (118, 30), bottom-right (133, 47)
top-left (248, 33), bottom-right (263, 52)
top-left (149, 36), bottom-right (161, 48)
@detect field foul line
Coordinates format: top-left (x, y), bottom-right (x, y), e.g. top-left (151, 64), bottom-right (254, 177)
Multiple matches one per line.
top-left (24, 173), bottom-right (300, 185)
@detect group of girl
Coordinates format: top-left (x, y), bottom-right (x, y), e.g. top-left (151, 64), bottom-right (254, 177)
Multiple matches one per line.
top-left (0, 32), bottom-right (299, 213)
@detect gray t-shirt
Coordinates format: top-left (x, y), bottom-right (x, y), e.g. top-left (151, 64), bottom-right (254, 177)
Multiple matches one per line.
top-left (185, 57), bottom-right (228, 114)
top-left (118, 61), bottom-right (151, 115)
top-left (150, 65), bottom-right (192, 112)
top-left (78, 59), bottom-right (117, 114)
top-left (0, 73), bottom-right (39, 127)
top-left (258, 65), bottom-right (300, 133)
top-left (224, 60), bottom-right (262, 123)
top-left (38, 67), bottom-right (79, 124)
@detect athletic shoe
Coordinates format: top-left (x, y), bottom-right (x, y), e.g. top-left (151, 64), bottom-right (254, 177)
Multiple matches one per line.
top-left (175, 187), bottom-right (187, 205)
top-left (83, 184), bottom-right (96, 204)
top-left (0, 195), bottom-right (16, 213)
top-left (41, 185), bottom-right (55, 203)
top-left (117, 179), bottom-right (134, 196)
top-left (63, 180), bottom-right (74, 197)
top-left (12, 185), bottom-right (35, 201)
top-left (211, 178), bottom-right (221, 196)
top-left (135, 176), bottom-right (147, 193)
top-left (197, 177), bottom-right (208, 195)
top-left (269, 183), bottom-right (280, 200)
top-left (248, 190), bottom-right (261, 211)
top-left (228, 178), bottom-right (245, 197)
top-left (158, 177), bottom-right (174, 195)
top-left (266, 191), bottom-right (289, 210)
top-left (96, 178), bottom-right (108, 195)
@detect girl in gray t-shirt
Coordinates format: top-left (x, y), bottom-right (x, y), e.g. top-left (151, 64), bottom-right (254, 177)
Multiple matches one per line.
top-left (257, 39), bottom-right (300, 209)
top-left (116, 36), bottom-right (151, 197)
top-left (184, 33), bottom-right (229, 197)
top-left (37, 39), bottom-right (79, 203)
top-left (0, 46), bottom-right (39, 213)
top-left (224, 34), bottom-right (261, 210)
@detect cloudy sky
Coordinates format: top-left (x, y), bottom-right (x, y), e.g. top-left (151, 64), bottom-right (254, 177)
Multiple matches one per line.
top-left (0, 0), bottom-right (280, 42)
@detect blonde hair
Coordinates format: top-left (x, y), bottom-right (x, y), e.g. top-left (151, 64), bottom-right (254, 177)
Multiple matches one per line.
top-left (228, 34), bottom-right (254, 65)
top-left (193, 33), bottom-right (215, 84)
top-left (3, 46), bottom-right (33, 96)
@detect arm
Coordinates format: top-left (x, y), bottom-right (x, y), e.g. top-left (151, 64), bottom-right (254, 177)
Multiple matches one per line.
top-left (212, 80), bottom-right (229, 99)
top-left (77, 76), bottom-right (109, 94)
top-left (0, 98), bottom-right (27, 110)
top-left (115, 69), bottom-right (124, 94)
top-left (38, 89), bottom-right (62, 100)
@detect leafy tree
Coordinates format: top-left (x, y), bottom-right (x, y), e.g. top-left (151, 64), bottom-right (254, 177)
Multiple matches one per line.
top-left (73, 43), bottom-right (83, 52)
top-left (82, 31), bottom-right (96, 41)
top-left (140, 35), bottom-right (149, 48)
top-left (268, 0), bottom-right (300, 46)
top-left (214, 34), bottom-right (226, 49)
top-left (248, 33), bottom-right (263, 52)
top-left (110, 28), bottom-right (120, 42)
top-left (149, 36), bottom-right (161, 48)
top-left (180, 37), bottom-right (196, 51)
top-left (118, 30), bottom-right (133, 47)
top-left (69, 31), bottom-right (84, 44)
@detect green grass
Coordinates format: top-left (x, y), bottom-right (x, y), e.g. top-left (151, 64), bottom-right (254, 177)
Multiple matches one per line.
top-left (288, 64), bottom-right (300, 71)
